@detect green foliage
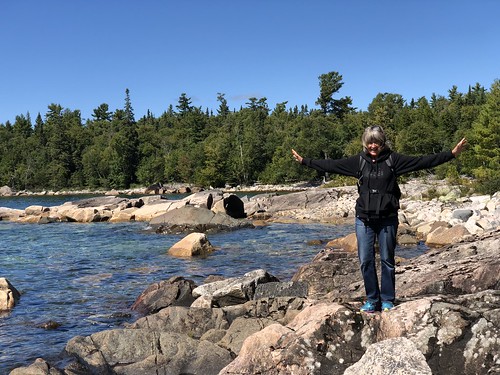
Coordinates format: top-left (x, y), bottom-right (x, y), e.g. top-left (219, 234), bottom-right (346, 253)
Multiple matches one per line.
top-left (464, 80), bottom-right (500, 194)
top-left (0, 77), bottom-right (498, 193)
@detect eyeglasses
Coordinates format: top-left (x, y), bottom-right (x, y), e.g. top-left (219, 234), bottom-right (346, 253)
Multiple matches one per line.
top-left (369, 126), bottom-right (382, 131)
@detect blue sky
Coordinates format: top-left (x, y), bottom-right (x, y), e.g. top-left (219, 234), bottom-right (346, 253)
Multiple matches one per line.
top-left (1, 1), bottom-right (498, 124)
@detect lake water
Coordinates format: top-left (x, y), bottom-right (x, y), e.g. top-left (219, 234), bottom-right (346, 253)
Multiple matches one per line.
top-left (0, 195), bottom-right (427, 373)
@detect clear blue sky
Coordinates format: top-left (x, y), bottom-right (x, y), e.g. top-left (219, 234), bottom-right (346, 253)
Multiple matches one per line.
top-left (1, 1), bottom-right (499, 124)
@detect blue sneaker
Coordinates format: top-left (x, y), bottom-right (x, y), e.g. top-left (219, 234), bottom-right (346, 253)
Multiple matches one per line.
top-left (382, 301), bottom-right (394, 311)
top-left (360, 301), bottom-right (377, 313)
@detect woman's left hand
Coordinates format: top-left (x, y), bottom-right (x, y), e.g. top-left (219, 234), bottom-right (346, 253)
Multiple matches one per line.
top-left (452, 137), bottom-right (468, 157)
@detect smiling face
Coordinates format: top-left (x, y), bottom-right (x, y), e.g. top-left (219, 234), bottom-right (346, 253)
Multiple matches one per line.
top-left (367, 142), bottom-right (383, 158)
top-left (362, 126), bottom-right (387, 159)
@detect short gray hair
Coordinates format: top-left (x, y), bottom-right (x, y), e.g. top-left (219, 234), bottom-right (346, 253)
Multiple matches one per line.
top-left (362, 125), bottom-right (388, 151)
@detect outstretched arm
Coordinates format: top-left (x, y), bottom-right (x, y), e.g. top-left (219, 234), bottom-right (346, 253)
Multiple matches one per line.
top-left (452, 138), bottom-right (467, 157)
top-left (291, 148), bottom-right (359, 177)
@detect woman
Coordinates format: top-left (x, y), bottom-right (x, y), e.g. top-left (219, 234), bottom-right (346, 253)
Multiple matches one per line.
top-left (292, 126), bottom-right (467, 312)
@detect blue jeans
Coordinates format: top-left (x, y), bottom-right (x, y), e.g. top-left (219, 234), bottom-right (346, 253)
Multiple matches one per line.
top-left (355, 216), bottom-right (398, 305)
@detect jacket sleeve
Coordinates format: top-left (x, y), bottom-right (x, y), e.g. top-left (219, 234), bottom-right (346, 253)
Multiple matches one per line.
top-left (301, 155), bottom-right (359, 177)
top-left (393, 151), bottom-right (455, 175)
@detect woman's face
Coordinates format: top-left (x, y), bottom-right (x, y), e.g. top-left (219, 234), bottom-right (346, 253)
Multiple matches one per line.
top-left (367, 142), bottom-right (382, 158)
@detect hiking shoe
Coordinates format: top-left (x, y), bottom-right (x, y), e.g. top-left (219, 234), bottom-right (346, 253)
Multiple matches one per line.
top-left (360, 301), bottom-right (377, 313)
top-left (382, 301), bottom-right (394, 311)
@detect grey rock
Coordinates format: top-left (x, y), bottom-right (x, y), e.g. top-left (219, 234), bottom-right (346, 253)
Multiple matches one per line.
top-left (129, 306), bottom-right (230, 339)
top-left (452, 208), bottom-right (474, 222)
top-left (192, 269), bottom-right (280, 307)
top-left (149, 205), bottom-right (254, 234)
top-left (66, 329), bottom-right (232, 375)
top-left (254, 281), bottom-right (308, 300)
top-left (131, 276), bottom-right (197, 315)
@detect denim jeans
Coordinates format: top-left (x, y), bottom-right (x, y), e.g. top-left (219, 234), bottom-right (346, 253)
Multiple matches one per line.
top-left (355, 216), bottom-right (398, 304)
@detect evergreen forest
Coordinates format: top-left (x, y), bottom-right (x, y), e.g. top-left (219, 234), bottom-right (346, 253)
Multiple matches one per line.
top-left (1, 73), bottom-right (499, 194)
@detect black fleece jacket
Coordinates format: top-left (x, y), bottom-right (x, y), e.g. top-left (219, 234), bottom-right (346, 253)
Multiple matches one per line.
top-left (301, 148), bottom-right (455, 219)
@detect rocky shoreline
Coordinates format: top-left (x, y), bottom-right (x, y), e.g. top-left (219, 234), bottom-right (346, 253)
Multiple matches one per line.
top-left (2, 178), bottom-right (499, 374)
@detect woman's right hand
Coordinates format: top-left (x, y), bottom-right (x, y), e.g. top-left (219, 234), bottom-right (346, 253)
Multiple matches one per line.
top-left (292, 149), bottom-right (303, 164)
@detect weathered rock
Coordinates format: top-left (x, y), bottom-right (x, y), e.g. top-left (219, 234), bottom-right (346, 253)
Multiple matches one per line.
top-left (131, 276), bottom-right (197, 315)
top-left (192, 269), bottom-right (280, 307)
top-left (364, 291), bottom-right (500, 375)
top-left (129, 306), bottom-right (230, 339)
top-left (9, 357), bottom-right (63, 375)
top-left (131, 199), bottom-right (186, 221)
top-left (343, 337), bottom-right (432, 375)
top-left (425, 224), bottom-right (472, 247)
top-left (0, 277), bottom-right (21, 310)
top-left (398, 230), bottom-right (500, 297)
top-left (66, 329), bottom-right (233, 375)
top-left (253, 281), bottom-right (308, 300)
top-left (217, 316), bottom-right (277, 355)
top-left (219, 302), bottom-right (364, 374)
top-left (168, 232), bottom-right (215, 257)
top-left (225, 296), bottom-right (309, 326)
top-left (220, 292), bottom-right (500, 375)
top-left (150, 205), bottom-right (254, 234)
top-left (292, 248), bottom-right (363, 301)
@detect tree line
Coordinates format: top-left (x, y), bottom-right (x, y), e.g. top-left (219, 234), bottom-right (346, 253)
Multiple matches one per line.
top-left (1, 73), bottom-right (499, 194)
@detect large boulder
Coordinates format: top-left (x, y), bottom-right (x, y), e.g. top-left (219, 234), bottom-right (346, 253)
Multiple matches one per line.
top-left (192, 269), bottom-right (280, 307)
top-left (131, 276), bottom-right (197, 315)
top-left (149, 205), bottom-right (254, 234)
top-left (168, 232), bottom-right (215, 257)
top-left (65, 329), bottom-right (233, 375)
top-left (425, 224), bottom-right (472, 247)
top-left (0, 277), bottom-right (21, 310)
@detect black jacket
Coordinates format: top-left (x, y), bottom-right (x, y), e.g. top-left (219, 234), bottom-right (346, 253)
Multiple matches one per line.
top-left (301, 148), bottom-right (455, 219)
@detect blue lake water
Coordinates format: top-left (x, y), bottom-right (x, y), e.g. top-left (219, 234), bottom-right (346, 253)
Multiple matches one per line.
top-left (0, 195), bottom-right (427, 372)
